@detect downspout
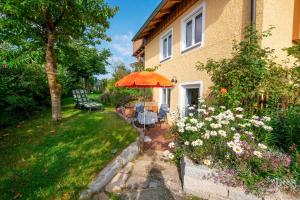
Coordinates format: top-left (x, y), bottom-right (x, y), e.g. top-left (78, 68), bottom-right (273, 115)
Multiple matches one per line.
top-left (251, 0), bottom-right (256, 28)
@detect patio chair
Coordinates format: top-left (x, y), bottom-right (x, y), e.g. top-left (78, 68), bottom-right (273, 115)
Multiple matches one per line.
top-left (157, 104), bottom-right (169, 126)
top-left (72, 89), bottom-right (103, 111)
top-left (135, 103), bottom-right (144, 118)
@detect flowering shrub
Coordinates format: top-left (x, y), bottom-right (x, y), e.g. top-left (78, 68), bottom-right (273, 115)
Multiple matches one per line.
top-left (166, 99), bottom-right (298, 195)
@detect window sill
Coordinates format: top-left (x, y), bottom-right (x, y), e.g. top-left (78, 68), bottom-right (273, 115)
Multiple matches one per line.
top-left (181, 42), bottom-right (202, 54)
top-left (160, 56), bottom-right (172, 63)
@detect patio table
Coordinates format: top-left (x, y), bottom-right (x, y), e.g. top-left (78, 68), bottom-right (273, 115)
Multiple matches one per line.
top-left (137, 111), bottom-right (158, 125)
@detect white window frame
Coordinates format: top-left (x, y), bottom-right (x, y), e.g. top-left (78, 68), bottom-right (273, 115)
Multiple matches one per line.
top-left (181, 1), bottom-right (205, 53)
top-left (159, 88), bottom-right (171, 108)
top-left (160, 28), bottom-right (173, 62)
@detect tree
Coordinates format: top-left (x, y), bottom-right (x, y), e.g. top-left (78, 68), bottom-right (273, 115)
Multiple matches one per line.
top-left (111, 61), bottom-right (131, 81)
top-left (58, 41), bottom-right (111, 91)
top-left (0, 0), bottom-right (117, 121)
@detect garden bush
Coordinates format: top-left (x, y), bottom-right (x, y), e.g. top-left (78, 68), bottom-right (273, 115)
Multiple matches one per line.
top-left (0, 64), bottom-right (50, 127)
top-left (166, 100), bottom-right (299, 196)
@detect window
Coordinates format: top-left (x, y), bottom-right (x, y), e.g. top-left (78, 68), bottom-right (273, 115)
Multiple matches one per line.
top-left (160, 30), bottom-right (172, 61)
top-left (161, 88), bottom-right (171, 107)
top-left (181, 3), bottom-right (205, 51)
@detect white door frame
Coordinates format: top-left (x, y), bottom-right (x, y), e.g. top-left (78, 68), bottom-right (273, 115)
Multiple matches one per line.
top-left (178, 80), bottom-right (203, 116)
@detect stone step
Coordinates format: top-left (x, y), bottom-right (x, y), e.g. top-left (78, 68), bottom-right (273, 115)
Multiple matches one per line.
top-left (120, 188), bottom-right (185, 200)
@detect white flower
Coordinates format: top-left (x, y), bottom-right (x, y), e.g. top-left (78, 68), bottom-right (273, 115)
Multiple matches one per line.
top-left (189, 113), bottom-right (194, 117)
top-left (210, 131), bottom-right (218, 136)
top-left (178, 128), bottom-right (184, 133)
top-left (203, 132), bottom-right (210, 139)
top-left (263, 125), bottom-right (273, 132)
top-left (210, 123), bottom-right (222, 129)
top-left (220, 120), bottom-right (229, 125)
top-left (236, 114), bottom-right (244, 119)
top-left (190, 118), bottom-right (198, 124)
top-left (168, 142), bottom-right (175, 148)
top-left (245, 131), bottom-right (253, 136)
top-left (191, 126), bottom-right (198, 132)
top-left (188, 106), bottom-right (195, 110)
top-left (218, 130), bottom-right (227, 137)
top-left (258, 143), bottom-right (267, 149)
top-left (168, 153), bottom-right (175, 159)
top-left (253, 151), bottom-right (262, 158)
top-left (231, 127), bottom-right (236, 131)
top-left (177, 121), bottom-right (185, 128)
top-left (235, 107), bottom-right (244, 112)
top-left (208, 107), bottom-right (215, 112)
top-left (196, 122), bottom-right (204, 128)
top-left (233, 146), bottom-right (243, 154)
top-left (184, 141), bottom-right (190, 146)
top-left (233, 133), bottom-right (241, 140)
top-left (250, 119), bottom-right (265, 127)
top-left (191, 139), bottom-right (203, 146)
top-left (227, 141), bottom-right (235, 148)
top-left (163, 150), bottom-right (170, 157)
top-left (198, 108), bottom-right (206, 113)
top-left (203, 159), bottom-right (212, 166)
top-left (201, 104), bottom-right (207, 108)
top-left (262, 116), bottom-right (271, 122)
top-left (199, 99), bottom-right (205, 103)
top-left (205, 117), bottom-right (213, 122)
top-left (252, 115), bottom-right (259, 120)
top-left (220, 106), bottom-right (226, 109)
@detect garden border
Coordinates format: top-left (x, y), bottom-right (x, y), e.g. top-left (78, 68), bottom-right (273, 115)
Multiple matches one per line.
top-left (180, 156), bottom-right (299, 200)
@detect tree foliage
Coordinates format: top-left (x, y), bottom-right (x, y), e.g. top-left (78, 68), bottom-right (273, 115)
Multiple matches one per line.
top-left (0, 0), bottom-right (117, 121)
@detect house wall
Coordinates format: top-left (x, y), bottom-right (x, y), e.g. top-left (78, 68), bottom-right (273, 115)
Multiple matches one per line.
top-left (145, 0), bottom-right (251, 113)
top-left (143, 0), bottom-right (295, 113)
top-left (257, 0), bottom-right (295, 63)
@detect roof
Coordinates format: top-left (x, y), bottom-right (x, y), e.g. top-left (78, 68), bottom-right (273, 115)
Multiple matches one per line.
top-left (132, 0), bottom-right (181, 41)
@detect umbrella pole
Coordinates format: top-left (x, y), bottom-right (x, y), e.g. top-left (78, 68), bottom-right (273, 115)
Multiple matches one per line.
top-left (143, 88), bottom-right (146, 131)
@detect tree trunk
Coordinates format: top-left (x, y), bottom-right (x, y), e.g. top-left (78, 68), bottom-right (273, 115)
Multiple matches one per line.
top-left (45, 32), bottom-right (62, 122)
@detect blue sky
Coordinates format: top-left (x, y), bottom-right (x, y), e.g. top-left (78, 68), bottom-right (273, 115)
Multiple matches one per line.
top-left (97, 0), bottom-right (161, 78)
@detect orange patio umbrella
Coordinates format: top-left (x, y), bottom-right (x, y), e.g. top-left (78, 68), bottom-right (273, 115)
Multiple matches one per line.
top-left (115, 71), bottom-right (173, 132)
top-left (115, 71), bottom-right (173, 88)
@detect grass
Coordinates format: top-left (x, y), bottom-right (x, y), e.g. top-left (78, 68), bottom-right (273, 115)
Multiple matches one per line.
top-left (0, 97), bottom-right (138, 200)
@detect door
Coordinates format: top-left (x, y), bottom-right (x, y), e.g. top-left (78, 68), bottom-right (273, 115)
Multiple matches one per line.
top-left (179, 81), bottom-right (203, 116)
top-left (186, 88), bottom-right (199, 107)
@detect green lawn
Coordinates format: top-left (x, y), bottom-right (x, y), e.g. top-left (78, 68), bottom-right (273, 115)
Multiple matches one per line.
top-left (0, 97), bottom-right (138, 200)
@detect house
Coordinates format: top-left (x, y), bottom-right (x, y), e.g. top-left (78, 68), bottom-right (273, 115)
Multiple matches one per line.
top-left (132, 0), bottom-right (300, 115)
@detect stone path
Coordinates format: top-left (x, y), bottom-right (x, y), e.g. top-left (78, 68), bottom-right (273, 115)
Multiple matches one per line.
top-left (143, 123), bottom-right (173, 151)
top-left (100, 150), bottom-right (185, 200)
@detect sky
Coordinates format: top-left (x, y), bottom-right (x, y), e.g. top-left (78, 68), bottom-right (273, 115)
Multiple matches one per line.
top-left (97, 0), bottom-right (161, 79)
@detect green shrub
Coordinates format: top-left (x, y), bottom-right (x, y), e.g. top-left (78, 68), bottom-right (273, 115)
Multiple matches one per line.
top-left (0, 64), bottom-right (50, 127)
top-left (269, 106), bottom-right (300, 152)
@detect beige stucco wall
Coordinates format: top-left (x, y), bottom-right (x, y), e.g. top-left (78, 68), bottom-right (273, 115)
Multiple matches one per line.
top-left (145, 0), bottom-right (251, 112)
top-left (258, 0), bottom-right (295, 63)
top-left (143, 0), bottom-right (295, 113)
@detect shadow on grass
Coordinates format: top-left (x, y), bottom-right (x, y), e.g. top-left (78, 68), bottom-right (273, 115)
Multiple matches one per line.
top-left (0, 99), bottom-right (138, 199)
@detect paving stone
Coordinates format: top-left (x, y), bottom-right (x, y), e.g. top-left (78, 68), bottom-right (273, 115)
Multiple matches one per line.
top-left (105, 172), bottom-right (130, 192)
top-left (228, 187), bottom-right (260, 200)
top-left (148, 181), bottom-right (160, 188)
top-left (121, 188), bottom-right (178, 200)
top-left (120, 162), bottom-right (134, 174)
top-left (92, 192), bottom-right (109, 200)
top-left (125, 175), bottom-right (149, 189)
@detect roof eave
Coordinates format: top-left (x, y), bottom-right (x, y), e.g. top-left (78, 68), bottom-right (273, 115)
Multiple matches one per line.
top-left (132, 0), bottom-right (168, 41)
